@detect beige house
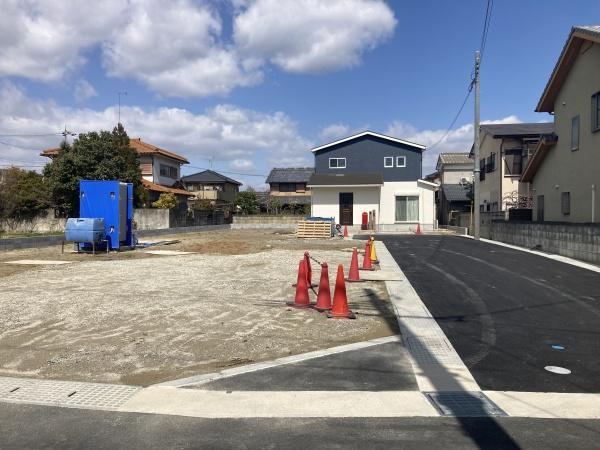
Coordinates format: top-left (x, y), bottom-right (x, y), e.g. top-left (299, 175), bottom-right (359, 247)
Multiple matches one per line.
top-left (181, 170), bottom-right (241, 205)
top-left (471, 123), bottom-right (554, 214)
top-left (434, 153), bottom-right (472, 225)
top-left (522, 25), bottom-right (600, 222)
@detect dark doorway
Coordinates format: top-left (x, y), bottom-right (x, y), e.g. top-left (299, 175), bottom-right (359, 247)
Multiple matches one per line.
top-left (339, 192), bottom-right (353, 225)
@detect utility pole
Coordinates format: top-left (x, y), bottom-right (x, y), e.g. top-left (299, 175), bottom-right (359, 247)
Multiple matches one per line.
top-left (473, 51), bottom-right (481, 240)
top-left (118, 91), bottom-right (127, 124)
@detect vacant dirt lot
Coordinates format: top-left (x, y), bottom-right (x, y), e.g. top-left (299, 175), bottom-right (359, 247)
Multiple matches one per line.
top-left (0, 229), bottom-right (397, 385)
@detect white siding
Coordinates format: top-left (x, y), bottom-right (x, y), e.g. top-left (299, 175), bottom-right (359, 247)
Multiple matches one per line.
top-left (310, 186), bottom-right (380, 225)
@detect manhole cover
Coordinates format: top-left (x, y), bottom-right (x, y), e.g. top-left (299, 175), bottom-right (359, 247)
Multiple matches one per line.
top-left (425, 391), bottom-right (507, 417)
top-left (545, 366), bottom-right (571, 375)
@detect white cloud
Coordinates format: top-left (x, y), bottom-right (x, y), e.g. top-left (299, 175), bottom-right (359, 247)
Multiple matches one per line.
top-left (0, 82), bottom-right (312, 172)
top-left (73, 80), bottom-right (98, 102)
top-left (0, 0), bottom-right (396, 98)
top-left (229, 159), bottom-right (255, 171)
top-left (387, 115), bottom-right (522, 175)
top-left (318, 123), bottom-right (350, 142)
top-left (234, 0), bottom-right (397, 73)
top-left (0, 0), bottom-right (127, 82)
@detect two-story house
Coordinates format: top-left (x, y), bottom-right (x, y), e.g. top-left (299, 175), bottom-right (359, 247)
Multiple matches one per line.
top-left (181, 170), bottom-right (241, 206)
top-left (470, 123), bottom-right (554, 214)
top-left (307, 131), bottom-right (437, 230)
top-left (41, 137), bottom-right (191, 203)
top-left (522, 26), bottom-right (600, 223)
top-left (265, 168), bottom-right (313, 210)
top-left (435, 152), bottom-right (473, 225)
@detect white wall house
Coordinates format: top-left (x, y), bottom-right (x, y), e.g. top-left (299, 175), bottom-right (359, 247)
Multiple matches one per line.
top-left (307, 131), bottom-right (438, 231)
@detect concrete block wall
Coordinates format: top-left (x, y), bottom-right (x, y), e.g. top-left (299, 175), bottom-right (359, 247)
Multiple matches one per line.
top-left (490, 221), bottom-right (600, 264)
top-left (0, 209), bottom-right (67, 234)
top-left (232, 215), bottom-right (302, 225)
top-left (133, 208), bottom-right (170, 230)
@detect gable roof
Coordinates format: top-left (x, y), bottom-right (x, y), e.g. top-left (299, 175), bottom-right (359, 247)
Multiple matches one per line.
top-left (40, 138), bottom-right (189, 164)
top-left (181, 169), bottom-right (242, 185)
top-left (265, 167), bottom-right (314, 184)
top-left (520, 134), bottom-right (559, 182)
top-left (537, 25), bottom-right (600, 112)
top-left (438, 152), bottom-right (471, 165)
top-left (310, 131), bottom-right (426, 153)
top-left (141, 179), bottom-right (192, 197)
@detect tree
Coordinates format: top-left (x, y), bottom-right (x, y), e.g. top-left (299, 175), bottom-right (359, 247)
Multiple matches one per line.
top-left (43, 123), bottom-right (143, 216)
top-left (266, 197), bottom-right (282, 215)
top-left (152, 192), bottom-right (177, 209)
top-left (0, 167), bottom-right (51, 224)
top-left (235, 190), bottom-right (259, 215)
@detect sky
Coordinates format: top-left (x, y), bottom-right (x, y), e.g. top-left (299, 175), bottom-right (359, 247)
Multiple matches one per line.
top-left (0, 0), bottom-right (598, 189)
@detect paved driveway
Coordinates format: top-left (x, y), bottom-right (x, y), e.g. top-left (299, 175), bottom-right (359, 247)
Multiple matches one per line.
top-left (379, 235), bottom-right (600, 393)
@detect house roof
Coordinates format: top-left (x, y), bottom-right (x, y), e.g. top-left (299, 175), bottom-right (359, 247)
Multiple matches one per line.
top-left (480, 123), bottom-right (555, 138)
top-left (307, 172), bottom-right (383, 187)
top-left (40, 138), bottom-right (190, 164)
top-left (438, 152), bottom-right (472, 165)
top-left (142, 179), bottom-right (192, 196)
top-left (442, 184), bottom-right (471, 202)
top-left (265, 167), bottom-right (314, 184)
top-left (520, 134), bottom-right (559, 182)
top-left (310, 131), bottom-right (426, 153)
top-left (181, 169), bottom-right (242, 185)
top-left (536, 25), bottom-right (600, 112)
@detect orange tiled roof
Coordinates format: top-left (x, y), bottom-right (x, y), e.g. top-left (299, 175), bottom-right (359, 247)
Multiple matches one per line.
top-left (40, 138), bottom-right (189, 164)
top-left (142, 179), bottom-right (192, 196)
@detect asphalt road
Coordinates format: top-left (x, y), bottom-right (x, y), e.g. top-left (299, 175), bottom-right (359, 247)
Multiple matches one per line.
top-left (2, 403), bottom-right (600, 450)
top-left (189, 341), bottom-right (418, 391)
top-left (379, 235), bottom-right (600, 393)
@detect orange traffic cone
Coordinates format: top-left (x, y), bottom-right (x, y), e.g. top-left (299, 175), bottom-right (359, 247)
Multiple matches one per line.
top-left (343, 225), bottom-right (349, 238)
top-left (313, 262), bottom-right (332, 312)
top-left (287, 260), bottom-right (311, 308)
top-left (415, 223), bottom-right (423, 235)
top-left (360, 240), bottom-right (374, 271)
top-left (327, 265), bottom-right (356, 319)
top-left (346, 247), bottom-right (364, 282)
top-left (369, 236), bottom-right (379, 263)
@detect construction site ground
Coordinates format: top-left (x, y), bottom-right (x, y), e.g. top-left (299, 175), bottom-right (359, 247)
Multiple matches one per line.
top-left (0, 229), bottom-right (397, 386)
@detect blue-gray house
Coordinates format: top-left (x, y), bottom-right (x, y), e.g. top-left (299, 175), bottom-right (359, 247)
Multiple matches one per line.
top-left (307, 131), bottom-right (438, 230)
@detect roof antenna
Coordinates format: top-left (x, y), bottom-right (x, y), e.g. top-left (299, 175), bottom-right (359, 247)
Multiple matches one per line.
top-left (62, 125), bottom-right (76, 145)
top-left (117, 91), bottom-right (127, 124)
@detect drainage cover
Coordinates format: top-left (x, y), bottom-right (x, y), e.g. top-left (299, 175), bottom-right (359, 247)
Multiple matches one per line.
top-left (0, 376), bottom-right (140, 410)
top-left (424, 391), bottom-right (507, 417)
top-left (545, 366), bottom-right (571, 375)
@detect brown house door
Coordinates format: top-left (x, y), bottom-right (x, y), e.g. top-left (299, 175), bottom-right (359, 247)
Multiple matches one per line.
top-left (339, 192), bottom-right (353, 225)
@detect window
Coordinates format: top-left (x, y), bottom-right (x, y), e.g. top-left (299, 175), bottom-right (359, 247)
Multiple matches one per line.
top-left (160, 164), bottom-right (178, 178)
top-left (537, 195), bottom-right (544, 221)
top-left (486, 152), bottom-right (496, 172)
top-left (561, 192), bottom-right (571, 215)
top-left (592, 92), bottom-right (600, 132)
top-left (504, 149), bottom-right (523, 176)
top-left (479, 158), bottom-right (486, 181)
top-left (571, 115), bottom-right (580, 151)
top-left (396, 156), bottom-right (406, 167)
top-left (384, 156), bottom-right (394, 167)
top-left (279, 183), bottom-right (295, 192)
top-left (329, 157), bottom-right (346, 169)
top-left (395, 196), bottom-right (419, 222)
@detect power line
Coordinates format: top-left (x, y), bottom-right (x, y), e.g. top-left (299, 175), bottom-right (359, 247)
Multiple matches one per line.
top-left (0, 140), bottom-right (44, 151)
top-left (0, 132), bottom-right (61, 137)
top-left (427, 83), bottom-right (474, 151)
top-left (186, 165), bottom-right (268, 178)
top-left (479, 0), bottom-right (494, 65)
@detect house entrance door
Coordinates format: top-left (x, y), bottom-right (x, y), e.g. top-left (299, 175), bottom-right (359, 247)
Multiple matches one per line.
top-left (339, 192), bottom-right (353, 225)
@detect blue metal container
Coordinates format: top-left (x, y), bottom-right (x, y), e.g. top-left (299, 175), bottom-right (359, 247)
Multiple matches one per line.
top-left (79, 180), bottom-right (134, 249)
top-left (64, 218), bottom-right (105, 243)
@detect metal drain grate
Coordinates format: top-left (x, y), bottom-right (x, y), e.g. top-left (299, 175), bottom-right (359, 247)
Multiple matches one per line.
top-left (425, 391), bottom-right (507, 417)
top-left (406, 336), bottom-right (463, 365)
top-left (0, 376), bottom-right (140, 410)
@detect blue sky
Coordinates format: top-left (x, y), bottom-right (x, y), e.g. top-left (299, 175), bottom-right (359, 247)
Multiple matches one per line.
top-left (0, 0), bottom-right (598, 188)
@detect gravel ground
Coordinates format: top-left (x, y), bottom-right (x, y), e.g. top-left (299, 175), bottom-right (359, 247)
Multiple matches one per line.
top-left (0, 229), bottom-right (397, 385)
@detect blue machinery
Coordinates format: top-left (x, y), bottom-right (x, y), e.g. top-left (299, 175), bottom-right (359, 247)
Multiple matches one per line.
top-left (63, 180), bottom-right (134, 252)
